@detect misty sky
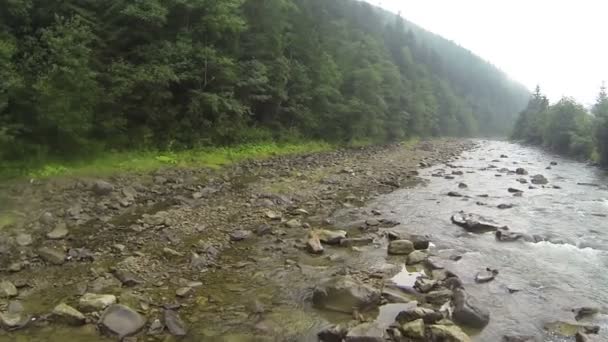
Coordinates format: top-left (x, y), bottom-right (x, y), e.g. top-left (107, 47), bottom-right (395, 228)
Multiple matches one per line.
top-left (367, 0), bottom-right (608, 106)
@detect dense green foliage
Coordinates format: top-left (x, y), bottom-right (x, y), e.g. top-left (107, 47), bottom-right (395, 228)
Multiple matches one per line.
top-left (0, 0), bottom-right (529, 162)
top-left (513, 84), bottom-right (608, 165)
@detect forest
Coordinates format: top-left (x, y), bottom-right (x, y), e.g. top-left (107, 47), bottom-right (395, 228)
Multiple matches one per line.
top-left (0, 0), bottom-right (529, 165)
top-left (512, 84), bottom-right (608, 165)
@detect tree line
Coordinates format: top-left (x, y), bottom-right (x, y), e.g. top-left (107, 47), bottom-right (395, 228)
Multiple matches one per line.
top-left (512, 84), bottom-right (608, 165)
top-left (0, 0), bottom-right (529, 162)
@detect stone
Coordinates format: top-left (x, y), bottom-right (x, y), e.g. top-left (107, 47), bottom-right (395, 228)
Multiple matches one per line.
top-left (573, 307), bottom-right (600, 321)
top-left (475, 268), bottom-right (498, 283)
top-left (99, 304), bottom-right (146, 339)
top-left (515, 168), bottom-right (528, 175)
top-left (388, 240), bottom-right (415, 255)
top-left (0, 311), bottom-right (30, 330)
top-left (429, 324), bottom-right (472, 342)
top-left (37, 247), bottom-right (66, 265)
top-left (340, 237), bottom-right (374, 247)
top-left (366, 218), bottom-right (380, 227)
top-left (406, 250), bottom-right (427, 265)
top-left (0, 281), bottom-right (18, 298)
top-left (113, 270), bottom-right (143, 287)
top-left (46, 222), bottom-right (69, 239)
top-left (52, 303), bottom-right (86, 326)
top-left (163, 247), bottom-right (184, 257)
top-left (396, 307), bottom-right (443, 324)
top-left (285, 219), bottom-right (302, 228)
top-left (458, 183), bottom-right (468, 189)
top-left (452, 289), bottom-right (490, 329)
top-left (163, 310), bottom-right (187, 337)
top-left (79, 293), bottom-right (117, 312)
top-left (175, 287), bottom-right (193, 297)
top-left (401, 319), bottom-right (425, 339)
top-left (92, 180), bottom-right (115, 195)
top-left (148, 319), bottom-right (164, 335)
top-left (425, 289), bottom-right (453, 305)
top-left (264, 210), bottom-right (282, 220)
top-left (531, 174), bottom-right (548, 185)
top-left (414, 278), bottom-right (438, 293)
top-left (318, 324), bottom-right (349, 342)
top-left (508, 187), bottom-right (523, 193)
top-left (451, 212), bottom-right (503, 233)
top-left (229, 229), bottom-right (251, 241)
top-left (497, 204), bottom-right (514, 210)
top-left (312, 276), bottom-right (381, 313)
top-left (16, 233), bottom-right (33, 247)
top-left (306, 233), bottom-right (324, 254)
top-left (40, 212), bottom-right (55, 225)
top-left (345, 322), bottom-right (385, 342)
top-left (315, 230), bottom-right (348, 245)
top-left (447, 191), bottom-right (463, 197)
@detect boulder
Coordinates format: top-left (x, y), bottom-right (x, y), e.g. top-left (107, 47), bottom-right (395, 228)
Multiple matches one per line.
top-left (312, 276), bottom-right (381, 313)
top-left (52, 303), bottom-right (86, 326)
top-left (0, 281), bottom-right (18, 298)
top-left (388, 240), bottom-right (415, 255)
top-left (452, 289), bottom-right (490, 328)
top-left (37, 247), bottom-right (66, 265)
top-left (99, 304), bottom-right (146, 339)
top-left (451, 212), bottom-right (503, 233)
top-left (401, 319), bottom-right (425, 339)
top-left (387, 232), bottom-right (429, 250)
top-left (79, 293), bottom-right (117, 312)
top-left (92, 180), bottom-right (115, 196)
top-left (406, 250), bottom-right (427, 265)
top-left (345, 322), bottom-right (385, 342)
top-left (429, 324), bottom-right (472, 342)
top-left (0, 311), bottom-right (30, 331)
top-left (163, 309), bottom-right (187, 337)
top-left (531, 174), bottom-right (548, 185)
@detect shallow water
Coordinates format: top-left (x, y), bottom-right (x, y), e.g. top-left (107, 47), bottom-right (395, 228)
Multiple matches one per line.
top-left (375, 140), bottom-right (608, 341)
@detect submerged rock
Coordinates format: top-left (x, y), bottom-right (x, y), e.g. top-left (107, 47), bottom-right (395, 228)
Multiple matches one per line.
top-left (52, 303), bottom-right (86, 326)
top-left (475, 268), bottom-right (499, 283)
top-left (99, 304), bottom-right (146, 339)
top-left (451, 212), bottom-right (503, 233)
top-left (452, 288), bottom-right (490, 328)
top-left (312, 276), bottom-right (381, 313)
top-left (388, 240), bottom-right (415, 255)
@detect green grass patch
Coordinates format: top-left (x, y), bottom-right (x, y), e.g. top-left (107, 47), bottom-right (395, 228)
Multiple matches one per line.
top-left (2, 141), bottom-right (333, 180)
top-left (402, 137), bottom-right (420, 149)
top-left (0, 212), bottom-right (16, 230)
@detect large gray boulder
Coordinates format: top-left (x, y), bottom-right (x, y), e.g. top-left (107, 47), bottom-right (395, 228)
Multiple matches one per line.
top-left (98, 304), bottom-right (146, 339)
top-left (452, 289), bottom-right (490, 328)
top-left (451, 212), bottom-right (503, 233)
top-left (312, 276), bottom-right (381, 313)
top-left (345, 322), bottom-right (385, 342)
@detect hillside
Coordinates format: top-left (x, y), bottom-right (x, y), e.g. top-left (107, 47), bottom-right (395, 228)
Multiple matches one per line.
top-left (0, 0), bottom-right (530, 161)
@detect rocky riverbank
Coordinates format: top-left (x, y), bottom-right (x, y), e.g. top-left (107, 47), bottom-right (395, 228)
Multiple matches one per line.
top-left (1, 139), bottom-right (600, 341)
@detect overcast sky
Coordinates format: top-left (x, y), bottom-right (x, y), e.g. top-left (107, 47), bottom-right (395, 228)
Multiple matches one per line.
top-left (367, 0), bottom-right (607, 106)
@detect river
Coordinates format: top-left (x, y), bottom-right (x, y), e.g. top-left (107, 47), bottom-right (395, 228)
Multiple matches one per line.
top-left (370, 140), bottom-right (608, 341)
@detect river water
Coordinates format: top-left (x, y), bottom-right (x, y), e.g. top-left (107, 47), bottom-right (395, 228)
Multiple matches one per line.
top-left (373, 140), bottom-right (608, 341)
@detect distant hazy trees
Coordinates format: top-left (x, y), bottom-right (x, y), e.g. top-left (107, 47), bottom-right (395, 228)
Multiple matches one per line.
top-left (513, 83), bottom-right (608, 165)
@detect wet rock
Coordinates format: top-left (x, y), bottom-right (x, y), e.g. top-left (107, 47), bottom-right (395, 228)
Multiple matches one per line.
top-left (400, 319), bottom-right (425, 339)
top-left (318, 324), bottom-right (349, 342)
top-left (495, 229), bottom-right (530, 242)
top-left (229, 230), bottom-right (251, 241)
top-left (16, 233), bottom-right (33, 247)
top-left (414, 278), bottom-right (438, 293)
top-left (550, 161), bottom-right (558, 166)
top-left (508, 187), bottom-right (523, 193)
top-left (517, 178), bottom-right (528, 184)
top-left (406, 250), bottom-right (427, 265)
top-left (285, 219), bottom-right (302, 228)
top-left (531, 174), bottom-right (548, 185)
top-left (497, 204), bottom-right (514, 210)
top-left (500, 154), bottom-right (508, 158)
top-left (52, 303), bottom-right (86, 326)
top-left (366, 218), bottom-right (380, 227)
top-left (0, 311), bottom-right (30, 331)
top-left (79, 293), bottom-right (117, 312)
top-left (573, 307), bottom-right (600, 321)
top-left (515, 168), bottom-right (528, 175)
top-left (425, 289), bottom-right (453, 305)
top-left (312, 276), bottom-right (381, 313)
top-left (112, 270), bottom-right (143, 287)
top-left (46, 222), bottom-right (69, 239)
top-left (37, 247), bottom-right (66, 265)
top-left (345, 322), bottom-right (385, 342)
top-left (452, 288), bottom-right (490, 328)
top-left (429, 324), bottom-right (472, 342)
top-left (544, 321), bottom-right (600, 336)
top-left (316, 229), bottom-right (348, 245)
top-left (163, 309), bottom-right (187, 337)
top-left (475, 268), bottom-right (498, 283)
top-left (0, 281), bottom-right (18, 298)
top-left (388, 240), bottom-right (415, 255)
top-left (451, 212), bottom-right (503, 233)
top-left (340, 237), bottom-right (374, 247)
top-left (458, 183), bottom-right (468, 189)
top-left (175, 287), bottom-right (193, 297)
top-left (148, 319), bottom-right (164, 335)
top-left (306, 232), bottom-right (324, 254)
top-left (447, 191), bottom-right (463, 197)
top-left (92, 180), bottom-right (115, 196)
top-left (99, 304), bottom-right (146, 339)
top-left (396, 307), bottom-right (443, 324)
top-left (452, 171), bottom-right (464, 176)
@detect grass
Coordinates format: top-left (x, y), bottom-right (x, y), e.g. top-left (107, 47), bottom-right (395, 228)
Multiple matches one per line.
top-left (1, 141), bottom-right (333, 180)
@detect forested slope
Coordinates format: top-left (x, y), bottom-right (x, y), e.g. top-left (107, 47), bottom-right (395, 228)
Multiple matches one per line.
top-left (0, 0), bottom-right (529, 161)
